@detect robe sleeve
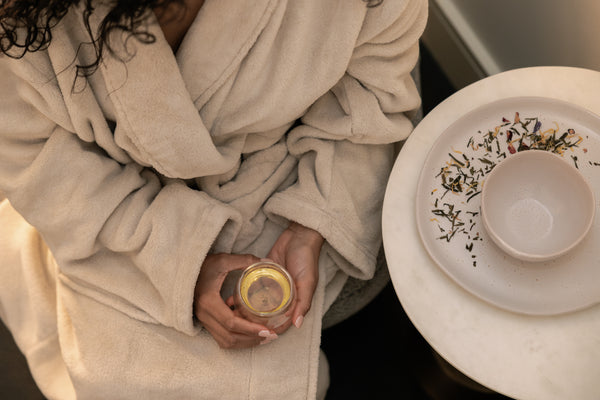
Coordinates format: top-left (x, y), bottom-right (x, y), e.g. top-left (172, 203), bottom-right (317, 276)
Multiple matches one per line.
top-left (264, 0), bottom-right (428, 279)
top-left (0, 58), bottom-right (241, 336)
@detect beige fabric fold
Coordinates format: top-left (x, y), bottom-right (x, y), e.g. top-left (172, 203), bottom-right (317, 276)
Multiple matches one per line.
top-left (0, 0), bottom-right (427, 398)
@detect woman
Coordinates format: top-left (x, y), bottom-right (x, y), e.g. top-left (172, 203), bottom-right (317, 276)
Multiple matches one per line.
top-left (0, 0), bottom-right (427, 398)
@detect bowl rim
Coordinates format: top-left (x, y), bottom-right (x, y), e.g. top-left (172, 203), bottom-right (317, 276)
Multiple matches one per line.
top-left (480, 149), bottom-right (596, 262)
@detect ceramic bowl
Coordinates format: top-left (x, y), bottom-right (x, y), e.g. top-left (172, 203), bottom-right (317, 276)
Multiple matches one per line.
top-left (481, 150), bottom-right (595, 262)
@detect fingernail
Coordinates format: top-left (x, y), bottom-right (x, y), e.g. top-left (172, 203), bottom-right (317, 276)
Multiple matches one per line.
top-left (294, 315), bottom-right (304, 329)
top-left (260, 335), bottom-right (278, 345)
top-left (259, 330), bottom-right (278, 340)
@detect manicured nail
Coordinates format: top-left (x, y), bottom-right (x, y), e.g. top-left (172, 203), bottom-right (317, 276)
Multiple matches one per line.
top-left (259, 330), bottom-right (278, 340)
top-left (294, 315), bottom-right (304, 329)
top-left (260, 334), bottom-right (278, 345)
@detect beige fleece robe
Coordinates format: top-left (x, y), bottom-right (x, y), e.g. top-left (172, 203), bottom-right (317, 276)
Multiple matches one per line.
top-left (0, 0), bottom-right (427, 398)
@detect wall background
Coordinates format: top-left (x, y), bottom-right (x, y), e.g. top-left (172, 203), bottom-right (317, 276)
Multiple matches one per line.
top-left (423, 0), bottom-right (600, 88)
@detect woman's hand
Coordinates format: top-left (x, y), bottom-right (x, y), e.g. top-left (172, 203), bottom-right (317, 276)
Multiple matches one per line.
top-left (194, 253), bottom-right (278, 349)
top-left (267, 222), bottom-right (324, 333)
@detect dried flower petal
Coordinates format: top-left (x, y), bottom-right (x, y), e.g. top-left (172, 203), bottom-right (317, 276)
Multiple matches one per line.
top-left (430, 110), bottom-right (595, 265)
top-left (518, 143), bottom-right (529, 152)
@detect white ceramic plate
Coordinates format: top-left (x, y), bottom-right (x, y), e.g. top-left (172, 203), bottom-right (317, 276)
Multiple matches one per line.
top-left (415, 97), bottom-right (600, 315)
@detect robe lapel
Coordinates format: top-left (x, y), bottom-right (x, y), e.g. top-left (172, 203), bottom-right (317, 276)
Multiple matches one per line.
top-left (96, 0), bottom-right (275, 179)
top-left (176, 0), bottom-right (277, 107)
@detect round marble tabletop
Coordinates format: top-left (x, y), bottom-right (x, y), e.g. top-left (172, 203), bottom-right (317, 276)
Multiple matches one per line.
top-left (383, 66), bottom-right (600, 400)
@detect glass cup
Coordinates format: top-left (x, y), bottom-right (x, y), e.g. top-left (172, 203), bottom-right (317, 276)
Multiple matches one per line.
top-left (234, 261), bottom-right (295, 329)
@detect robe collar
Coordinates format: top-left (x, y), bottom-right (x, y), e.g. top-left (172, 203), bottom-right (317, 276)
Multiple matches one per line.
top-left (176, 0), bottom-right (278, 106)
top-left (94, 0), bottom-right (276, 178)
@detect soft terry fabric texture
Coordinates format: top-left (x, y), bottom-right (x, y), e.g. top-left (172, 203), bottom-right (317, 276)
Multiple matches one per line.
top-left (0, 0), bottom-right (427, 398)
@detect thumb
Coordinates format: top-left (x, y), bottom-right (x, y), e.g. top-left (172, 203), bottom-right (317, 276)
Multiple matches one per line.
top-left (291, 273), bottom-right (317, 329)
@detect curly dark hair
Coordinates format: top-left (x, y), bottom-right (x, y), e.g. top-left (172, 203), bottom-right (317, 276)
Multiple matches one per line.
top-left (0, 0), bottom-right (186, 79)
top-left (0, 0), bottom-right (382, 78)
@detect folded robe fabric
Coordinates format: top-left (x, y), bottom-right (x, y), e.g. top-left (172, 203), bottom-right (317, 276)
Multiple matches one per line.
top-left (0, 0), bottom-right (427, 398)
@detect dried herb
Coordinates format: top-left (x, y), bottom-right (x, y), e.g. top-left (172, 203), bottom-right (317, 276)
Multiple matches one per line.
top-left (428, 110), bottom-right (597, 267)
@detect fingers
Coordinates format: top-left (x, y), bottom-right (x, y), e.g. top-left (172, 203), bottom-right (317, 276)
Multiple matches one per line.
top-left (195, 253), bottom-right (277, 349)
top-left (266, 223), bottom-right (323, 332)
top-left (291, 270), bottom-right (318, 329)
top-left (271, 311), bottom-right (295, 335)
top-left (196, 293), bottom-right (277, 349)
top-left (204, 319), bottom-right (274, 349)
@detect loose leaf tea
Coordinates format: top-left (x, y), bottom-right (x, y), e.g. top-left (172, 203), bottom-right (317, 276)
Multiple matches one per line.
top-left (429, 111), bottom-right (597, 265)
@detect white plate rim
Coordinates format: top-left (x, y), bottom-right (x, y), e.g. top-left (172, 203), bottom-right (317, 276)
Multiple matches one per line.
top-left (414, 95), bottom-right (600, 315)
